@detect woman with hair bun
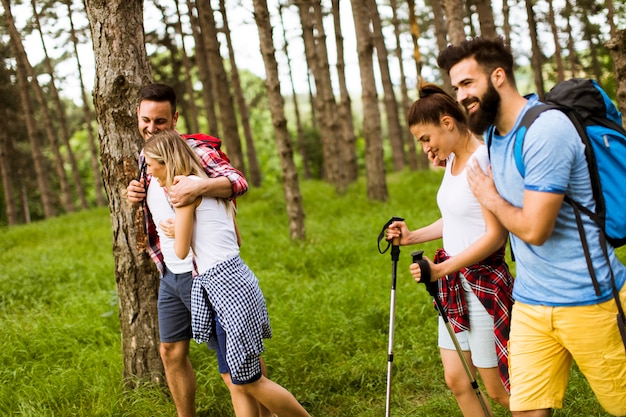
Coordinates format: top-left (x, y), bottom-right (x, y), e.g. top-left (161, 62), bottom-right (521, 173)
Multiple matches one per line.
top-left (386, 83), bottom-right (513, 416)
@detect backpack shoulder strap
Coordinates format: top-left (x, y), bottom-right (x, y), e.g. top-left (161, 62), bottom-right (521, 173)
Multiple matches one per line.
top-left (513, 104), bottom-right (555, 177)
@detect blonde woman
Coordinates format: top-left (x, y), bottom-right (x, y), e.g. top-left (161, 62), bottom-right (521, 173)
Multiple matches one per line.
top-left (144, 130), bottom-right (310, 417)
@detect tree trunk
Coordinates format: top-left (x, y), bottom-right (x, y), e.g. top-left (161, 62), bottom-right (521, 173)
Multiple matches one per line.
top-left (502, 0), bottom-right (512, 50)
top-left (196, 0), bottom-right (247, 175)
top-left (350, 0), bottom-right (388, 202)
top-left (331, 0), bottom-right (358, 182)
top-left (425, 0), bottom-right (453, 93)
top-left (32, 0), bottom-right (89, 210)
top-left (368, 0), bottom-right (406, 172)
top-left (607, 29), bottom-right (626, 126)
top-left (278, 3), bottom-right (311, 181)
top-left (84, 0), bottom-right (164, 388)
top-left (474, 0), bottom-right (497, 39)
top-left (67, 0), bottom-right (106, 207)
top-left (220, 0), bottom-right (262, 187)
top-left (3, 0), bottom-right (57, 219)
top-left (390, 0), bottom-right (420, 171)
top-left (525, 0), bottom-right (545, 99)
top-left (443, 0), bottom-right (466, 45)
top-left (297, 1), bottom-right (343, 190)
top-left (564, 0), bottom-right (580, 77)
top-left (0, 115), bottom-right (19, 225)
top-left (187, 0), bottom-right (220, 136)
top-left (547, 0), bottom-right (566, 82)
top-left (172, 0), bottom-right (200, 133)
top-left (252, 0), bottom-right (306, 240)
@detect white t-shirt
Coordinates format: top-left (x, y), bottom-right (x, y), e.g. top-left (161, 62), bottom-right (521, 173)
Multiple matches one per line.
top-left (436, 145), bottom-right (490, 256)
top-left (146, 178), bottom-right (194, 273)
top-left (188, 176), bottom-right (239, 273)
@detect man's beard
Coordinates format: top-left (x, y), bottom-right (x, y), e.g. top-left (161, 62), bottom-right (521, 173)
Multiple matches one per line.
top-left (464, 81), bottom-right (500, 135)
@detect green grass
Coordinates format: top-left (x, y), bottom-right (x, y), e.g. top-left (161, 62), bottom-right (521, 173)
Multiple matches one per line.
top-left (0, 169), bottom-right (620, 416)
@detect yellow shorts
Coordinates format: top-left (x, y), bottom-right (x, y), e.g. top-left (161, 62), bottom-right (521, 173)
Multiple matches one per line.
top-left (509, 285), bottom-right (626, 415)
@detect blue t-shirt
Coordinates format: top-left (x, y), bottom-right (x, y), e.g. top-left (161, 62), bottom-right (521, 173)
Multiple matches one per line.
top-left (489, 95), bottom-right (626, 306)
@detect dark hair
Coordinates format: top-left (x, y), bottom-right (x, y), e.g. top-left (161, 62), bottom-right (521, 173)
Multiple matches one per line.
top-left (437, 36), bottom-right (515, 84)
top-left (407, 82), bottom-right (468, 129)
top-left (138, 83), bottom-right (177, 115)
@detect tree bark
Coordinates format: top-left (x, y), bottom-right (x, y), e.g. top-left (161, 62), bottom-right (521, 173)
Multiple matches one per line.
top-left (474, 0), bottom-right (497, 39)
top-left (390, 0), bottom-right (420, 170)
top-left (443, 0), bottom-right (466, 45)
top-left (368, 0), bottom-right (406, 172)
top-left (607, 29), bottom-right (626, 126)
top-left (67, 0), bottom-right (106, 207)
top-left (187, 0), bottom-right (220, 136)
top-left (547, 0), bottom-right (566, 82)
top-left (350, 0), bottom-right (388, 201)
top-left (252, 0), bottom-right (306, 240)
top-left (3, 0), bottom-right (57, 219)
top-left (84, 0), bottom-right (163, 388)
top-left (196, 0), bottom-right (246, 174)
top-left (525, 0), bottom-right (546, 99)
top-left (220, 0), bottom-right (262, 187)
top-left (0, 112), bottom-right (19, 225)
top-left (278, 3), bottom-right (311, 181)
top-left (33, 0), bottom-right (89, 210)
top-left (331, 0), bottom-right (358, 182)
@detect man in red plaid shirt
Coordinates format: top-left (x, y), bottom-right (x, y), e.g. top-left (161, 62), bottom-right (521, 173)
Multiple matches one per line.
top-left (126, 84), bottom-right (271, 417)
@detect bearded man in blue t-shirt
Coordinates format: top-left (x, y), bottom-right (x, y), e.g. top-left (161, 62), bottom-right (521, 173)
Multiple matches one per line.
top-left (437, 36), bottom-right (626, 417)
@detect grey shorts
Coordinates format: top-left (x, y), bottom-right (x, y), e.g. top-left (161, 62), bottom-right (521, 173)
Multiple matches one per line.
top-left (158, 267), bottom-right (193, 343)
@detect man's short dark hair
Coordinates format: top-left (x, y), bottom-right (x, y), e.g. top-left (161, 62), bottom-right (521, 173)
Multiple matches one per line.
top-left (437, 36), bottom-right (516, 85)
top-left (138, 83), bottom-right (177, 115)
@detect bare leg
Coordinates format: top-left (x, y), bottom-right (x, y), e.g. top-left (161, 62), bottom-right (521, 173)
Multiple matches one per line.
top-left (258, 357), bottom-right (275, 417)
top-left (236, 376), bottom-right (310, 417)
top-left (440, 348), bottom-right (493, 417)
top-left (477, 366), bottom-right (510, 409)
top-left (160, 340), bottom-right (197, 417)
top-left (512, 410), bottom-right (551, 417)
top-left (222, 372), bottom-right (260, 416)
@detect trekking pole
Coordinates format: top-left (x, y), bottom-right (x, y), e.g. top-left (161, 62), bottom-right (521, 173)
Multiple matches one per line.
top-left (411, 250), bottom-right (493, 417)
top-left (377, 217), bottom-right (404, 417)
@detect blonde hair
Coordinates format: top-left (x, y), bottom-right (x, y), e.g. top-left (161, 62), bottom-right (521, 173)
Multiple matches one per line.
top-left (144, 130), bottom-right (234, 217)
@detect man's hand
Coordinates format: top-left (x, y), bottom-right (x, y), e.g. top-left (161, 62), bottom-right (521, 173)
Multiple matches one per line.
top-left (159, 218), bottom-right (175, 238)
top-left (466, 159), bottom-right (498, 211)
top-left (168, 176), bottom-right (200, 207)
top-left (126, 179), bottom-right (146, 203)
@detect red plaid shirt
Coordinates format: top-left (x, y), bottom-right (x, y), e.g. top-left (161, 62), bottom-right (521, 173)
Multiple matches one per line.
top-left (140, 137), bottom-right (248, 276)
top-left (434, 247), bottom-right (514, 392)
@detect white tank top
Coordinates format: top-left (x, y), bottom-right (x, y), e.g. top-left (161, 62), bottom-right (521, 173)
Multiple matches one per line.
top-left (188, 176), bottom-right (239, 273)
top-left (146, 178), bottom-right (194, 273)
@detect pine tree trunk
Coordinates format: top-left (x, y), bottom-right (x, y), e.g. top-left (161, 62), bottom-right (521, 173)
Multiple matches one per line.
top-left (607, 29), bottom-right (626, 126)
top-left (390, 0), bottom-right (420, 171)
top-left (32, 0), bottom-right (89, 210)
top-left (187, 0), bottom-right (220, 137)
top-left (368, 0), bottom-right (405, 172)
top-left (331, 0), bottom-right (358, 183)
top-left (351, 0), bottom-right (388, 202)
top-left (84, 0), bottom-right (164, 388)
top-left (67, 1), bottom-right (107, 208)
top-left (547, 0), bottom-right (566, 82)
top-left (474, 0), bottom-right (497, 38)
top-left (196, 0), bottom-right (246, 175)
top-left (525, 0), bottom-right (546, 99)
top-left (0, 122), bottom-right (19, 225)
top-left (252, 0), bottom-right (306, 240)
top-left (278, 3), bottom-right (311, 181)
top-left (3, 0), bottom-right (57, 219)
top-left (172, 0), bottom-right (200, 133)
top-left (443, 0), bottom-right (466, 45)
top-left (219, 0), bottom-right (262, 187)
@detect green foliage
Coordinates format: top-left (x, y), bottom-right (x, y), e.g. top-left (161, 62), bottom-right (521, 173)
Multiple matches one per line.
top-left (0, 171), bottom-right (620, 416)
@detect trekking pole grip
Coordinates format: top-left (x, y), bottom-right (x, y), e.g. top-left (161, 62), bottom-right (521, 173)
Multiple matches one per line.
top-left (411, 250), bottom-right (438, 298)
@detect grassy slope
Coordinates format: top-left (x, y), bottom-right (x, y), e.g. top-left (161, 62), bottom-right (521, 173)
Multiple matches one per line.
top-left (0, 170), bottom-right (617, 416)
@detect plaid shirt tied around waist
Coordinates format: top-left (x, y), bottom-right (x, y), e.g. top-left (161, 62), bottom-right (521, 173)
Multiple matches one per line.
top-left (434, 246), bottom-right (514, 392)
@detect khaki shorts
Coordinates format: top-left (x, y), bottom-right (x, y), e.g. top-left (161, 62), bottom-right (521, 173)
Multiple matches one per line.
top-left (509, 285), bottom-right (626, 415)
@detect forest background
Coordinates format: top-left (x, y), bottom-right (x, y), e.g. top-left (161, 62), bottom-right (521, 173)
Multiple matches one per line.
top-left (1, 0), bottom-right (626, 415)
